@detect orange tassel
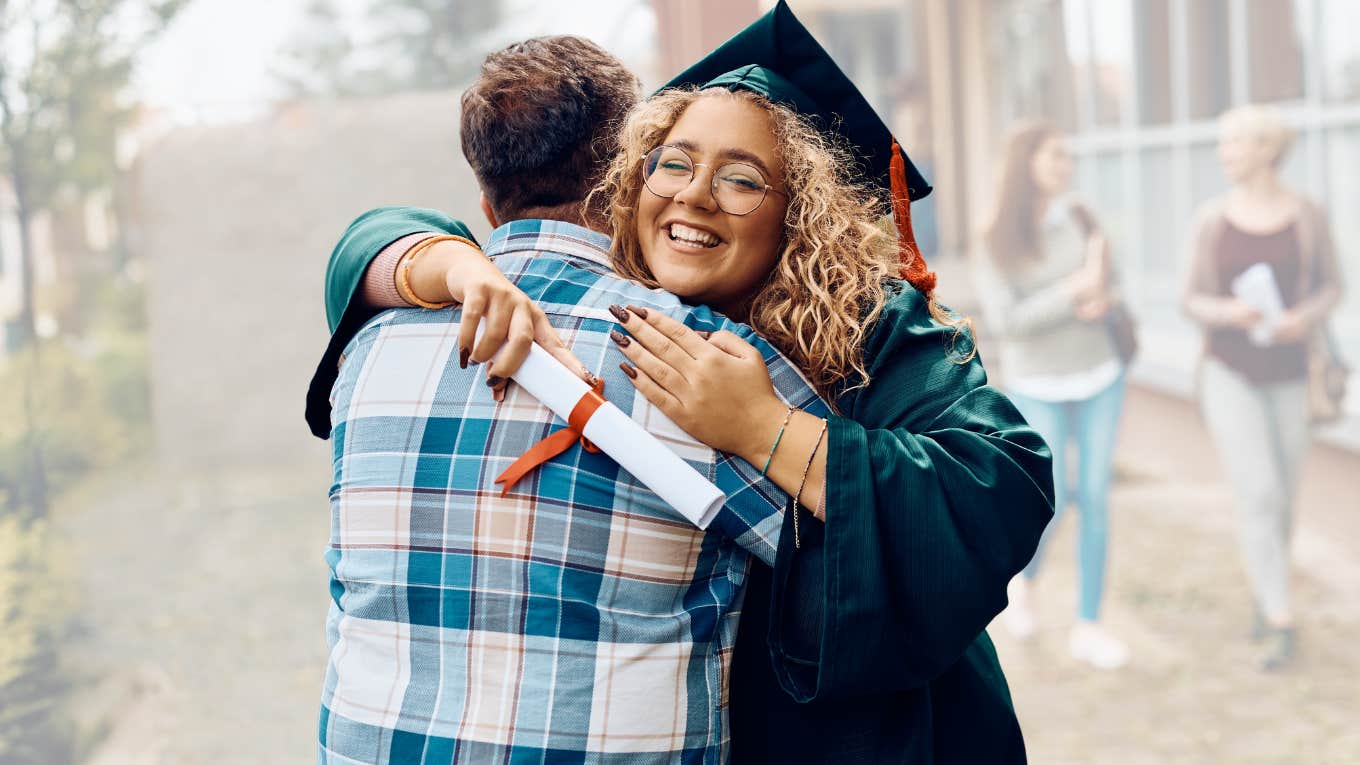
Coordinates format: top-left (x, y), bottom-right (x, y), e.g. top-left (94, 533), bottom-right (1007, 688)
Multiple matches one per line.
top-left (889, 139), bottom-right (936, 300)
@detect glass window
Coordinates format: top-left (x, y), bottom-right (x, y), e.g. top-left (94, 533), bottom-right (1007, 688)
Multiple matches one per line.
top-left (1086, 1), bottom-right (1133, 127)
top-left (1190, 141), bottom-right (1228, 212)
top-left (1186, 0), bottom-right (1231, 120)
top-left (995, 0), bottom-right (1077, 129)
top-left (1134, 0), bottom-right (1172, 125)
top-left (1138, 147), bottom-right (1178, 303)
top-left (1277, 131), bottom-right (1311, 190)
top-left (1320, 0), bottom-right (1360, 102)
top-left (817, 9), bottom-right (907, 116)
top-left (1246, 0), bottom-right (1306, 103)
top-left (1090, 153), bottom-right (1135, 283)
top-left (1324, 127), bottom-right (1360, 373)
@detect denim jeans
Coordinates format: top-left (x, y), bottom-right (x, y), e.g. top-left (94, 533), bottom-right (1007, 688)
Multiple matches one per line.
top-left (1008, 373), bottom-right (1127, 621)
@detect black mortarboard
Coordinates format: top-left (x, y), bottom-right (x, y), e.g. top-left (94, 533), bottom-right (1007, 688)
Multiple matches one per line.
top-left (661, 0), bottom-right (936, 295)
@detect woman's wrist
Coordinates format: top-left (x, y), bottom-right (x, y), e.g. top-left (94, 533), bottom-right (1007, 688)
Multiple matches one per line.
top-left (406, 238), bottom-right (483, 305)
top-left (737, 397), bottom-right (799, 467)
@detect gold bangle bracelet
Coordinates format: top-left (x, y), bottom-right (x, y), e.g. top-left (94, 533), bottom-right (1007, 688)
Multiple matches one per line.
top-left (398, 234), bottom-right (480, 309)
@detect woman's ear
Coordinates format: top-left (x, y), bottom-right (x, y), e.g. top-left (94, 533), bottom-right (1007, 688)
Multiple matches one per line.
top-left (480, 192), bottom-right (499, 228)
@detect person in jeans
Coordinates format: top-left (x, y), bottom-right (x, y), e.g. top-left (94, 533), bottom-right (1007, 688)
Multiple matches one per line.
top-left (1183, 103), bottom-right (1344, 671)
top-left (975, 121), bottom-right (1132, 669)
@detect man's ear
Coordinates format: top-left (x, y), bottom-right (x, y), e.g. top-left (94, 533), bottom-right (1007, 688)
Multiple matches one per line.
top-left (480, 193), bottom-right (499, 228)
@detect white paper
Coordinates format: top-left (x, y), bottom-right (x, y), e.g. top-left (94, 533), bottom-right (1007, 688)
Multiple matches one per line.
top-left (489, 336), bottom-right (726, 529)
top-left (1230, 263), bottom-right (1286, 346)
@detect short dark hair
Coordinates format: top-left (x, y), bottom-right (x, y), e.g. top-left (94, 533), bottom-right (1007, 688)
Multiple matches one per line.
top-left (460, 36), bottom-right (640, 225)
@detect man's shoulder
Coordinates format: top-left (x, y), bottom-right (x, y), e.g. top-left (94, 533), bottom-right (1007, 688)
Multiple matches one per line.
top-left (337, 307), bottom-right (457, 381)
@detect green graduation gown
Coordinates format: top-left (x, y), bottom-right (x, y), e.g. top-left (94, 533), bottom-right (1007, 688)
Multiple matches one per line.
top-left (733, 284), bottom-right (1053, 763)
top-left (307, 207), bottom-right (1055, 763)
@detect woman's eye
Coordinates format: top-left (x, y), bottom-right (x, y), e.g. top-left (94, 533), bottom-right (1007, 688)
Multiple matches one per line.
top-left (661, 161), bottom-right (691, 172)
top-left (721, 175), bottom-right (762, 192)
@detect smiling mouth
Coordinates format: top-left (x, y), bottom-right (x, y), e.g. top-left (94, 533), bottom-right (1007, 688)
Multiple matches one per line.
top-left (666, 222), bottom-right (723, 249)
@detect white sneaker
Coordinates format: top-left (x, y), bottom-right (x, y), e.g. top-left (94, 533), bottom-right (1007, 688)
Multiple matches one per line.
top-left (1068, 622), bottom-right (1130, 670)
top-left (1001, 577), bottom-right (1037, 640)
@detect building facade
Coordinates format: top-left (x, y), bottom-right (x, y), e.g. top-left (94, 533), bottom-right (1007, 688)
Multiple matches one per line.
top-left (780, 0), bottom-right (1359, 443)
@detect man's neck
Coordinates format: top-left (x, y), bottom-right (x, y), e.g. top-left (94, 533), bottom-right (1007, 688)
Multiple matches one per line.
top-left (500, 203), bottom-right (607, 235)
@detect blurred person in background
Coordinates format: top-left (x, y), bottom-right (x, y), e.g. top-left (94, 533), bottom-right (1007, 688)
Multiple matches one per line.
top-left (1182, 104), bottom-right (1344, 672)
top-left (976, 121), bottom-right (1133, 670)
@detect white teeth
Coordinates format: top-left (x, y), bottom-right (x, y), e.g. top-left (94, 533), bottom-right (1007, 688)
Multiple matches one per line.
top-left (668, 223), bottom-right (720, 247)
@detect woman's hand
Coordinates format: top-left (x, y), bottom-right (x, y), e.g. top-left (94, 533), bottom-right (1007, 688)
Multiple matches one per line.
top-left (1074, 292), bottom-right (1112, 322)
top-left (1220, 298), bottom-right (1264, 330)
top-left (1269, 310), bottom-right (1308, 344)
top-left (608, 304), bottom-right (788, 460)
top-left (408, 240), bottom-right (586, 397)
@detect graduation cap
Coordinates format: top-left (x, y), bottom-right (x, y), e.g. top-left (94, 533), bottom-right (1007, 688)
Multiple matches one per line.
top-left (662, 0), bottom-right (936, 297)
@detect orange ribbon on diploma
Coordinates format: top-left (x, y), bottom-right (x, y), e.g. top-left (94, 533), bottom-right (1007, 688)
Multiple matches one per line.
top-left (493, 378), bottom-right (607, 496)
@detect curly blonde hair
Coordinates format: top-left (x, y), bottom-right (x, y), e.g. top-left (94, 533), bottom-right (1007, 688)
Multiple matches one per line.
top-left (590, 87), bottom-right (943, 400)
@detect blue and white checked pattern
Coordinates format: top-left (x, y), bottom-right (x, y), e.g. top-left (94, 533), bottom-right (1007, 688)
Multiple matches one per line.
top-left (321, 220), bottom-right (828, 764)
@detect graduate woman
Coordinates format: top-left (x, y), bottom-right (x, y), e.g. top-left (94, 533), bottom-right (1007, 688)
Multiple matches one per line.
top-left (308, 5), bottom-right (1054, 761)
top-left (595, 12), bottom-right (1054, 761)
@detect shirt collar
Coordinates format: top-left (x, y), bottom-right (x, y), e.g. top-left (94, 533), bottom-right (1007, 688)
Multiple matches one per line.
top-left (484, 219), bottom-right (614, 269)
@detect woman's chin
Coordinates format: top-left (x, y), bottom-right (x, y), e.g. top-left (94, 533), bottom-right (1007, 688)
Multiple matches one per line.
top-left (651, 268), bottom-right (717, 304)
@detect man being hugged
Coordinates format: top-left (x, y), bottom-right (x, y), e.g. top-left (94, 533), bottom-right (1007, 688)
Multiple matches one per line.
top-left (317, 36), bottom-right (826, 763)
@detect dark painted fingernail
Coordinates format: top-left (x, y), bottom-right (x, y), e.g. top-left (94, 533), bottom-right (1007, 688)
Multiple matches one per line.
top-left (486, 376), bottom-right (505, 387)
top-left (619, 363), bottom-right (638, 379)
top-left (696, 330), bottom-right (711, 340)
top-left (459, 347), bottom-right (470, 369)
top-left (608, 304), bottom-right (629, 322)
top-left (626, 305), bottom-right (648, 319)
top-left (609, 330), bottom-right (630, 347)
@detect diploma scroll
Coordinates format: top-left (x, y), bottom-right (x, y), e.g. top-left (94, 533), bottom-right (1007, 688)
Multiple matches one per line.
top-left (495, 338), bottom-right (726, 529)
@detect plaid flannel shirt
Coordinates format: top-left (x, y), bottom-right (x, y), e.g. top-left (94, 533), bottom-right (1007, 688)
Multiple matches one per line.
top-left (321, 220), bottom-right (828, 764)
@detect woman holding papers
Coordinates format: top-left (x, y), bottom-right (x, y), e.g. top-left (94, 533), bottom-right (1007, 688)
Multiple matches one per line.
top-left (1183, 104), bottom-right (1344, 671)
top-left (972, 122), bottom-right (1134, 670)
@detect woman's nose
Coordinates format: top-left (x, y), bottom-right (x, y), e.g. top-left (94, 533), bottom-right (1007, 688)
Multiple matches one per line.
top-left (672, 167), bottom-right (718, 212)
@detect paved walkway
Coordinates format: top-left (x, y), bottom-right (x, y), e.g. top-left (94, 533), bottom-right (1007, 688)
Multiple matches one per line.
top-left (54, 387), bottom-right (1359, 763)
top-left (994, 387), bottom-right (1360, 764)
top-left (57, 458), bottom-right (331, 764)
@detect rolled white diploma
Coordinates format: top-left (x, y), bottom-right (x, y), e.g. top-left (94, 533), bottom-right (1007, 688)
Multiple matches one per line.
top-left (494, 339), bottom-right (726, 528)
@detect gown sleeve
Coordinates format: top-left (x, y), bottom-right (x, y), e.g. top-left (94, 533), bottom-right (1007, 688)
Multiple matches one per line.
top-left (306, 206), bottom-right (479, 439)
top-left (765, 284), bottom-right (1055, 701)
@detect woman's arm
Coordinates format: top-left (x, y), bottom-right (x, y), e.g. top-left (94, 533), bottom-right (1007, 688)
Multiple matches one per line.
top-left (324, 206), bottom-right (477, 332)
top-left (1179, 204), bottom-right (1265, 329)
top-left (972, 242), bottom-right (1096, 340)
top-left (1291, 200), bottom-right (1345, 327)
top-left (608, 306), bottom-right (828, 519)
top-left (308, 206), bottom-right (583, 438)
top-left (767, 287), bottom-right (1054, 700)
top-left (610, 289), bottom-right (1054, 699)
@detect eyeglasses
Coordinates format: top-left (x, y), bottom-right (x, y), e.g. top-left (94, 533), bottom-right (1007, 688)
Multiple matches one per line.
top-left (640, 145), bottom-right (786, 216)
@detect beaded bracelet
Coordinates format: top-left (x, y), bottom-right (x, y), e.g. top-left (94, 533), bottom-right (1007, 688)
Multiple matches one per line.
top-left (792, 418), bottom-right (828, 549)
top-left (397, 234), bottom-right (480, 309)
top-left (760, 406), bottom-right (796, 476)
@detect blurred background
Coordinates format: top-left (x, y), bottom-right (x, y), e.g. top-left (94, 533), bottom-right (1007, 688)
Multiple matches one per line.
top-left (0, 0), bottom-right (1355, 762)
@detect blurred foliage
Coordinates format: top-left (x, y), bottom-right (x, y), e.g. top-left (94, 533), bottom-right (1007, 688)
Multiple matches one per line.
top-left (1, 0), bottom-right (187, 345)
top-left (0, 276), bottom-right (146, 758)
top-left (275, 0), bottom-right (502, 98)
top-left (0, 279), bottom-right (151, 519)
top-left (0, 515), bottom-right (75, 764)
